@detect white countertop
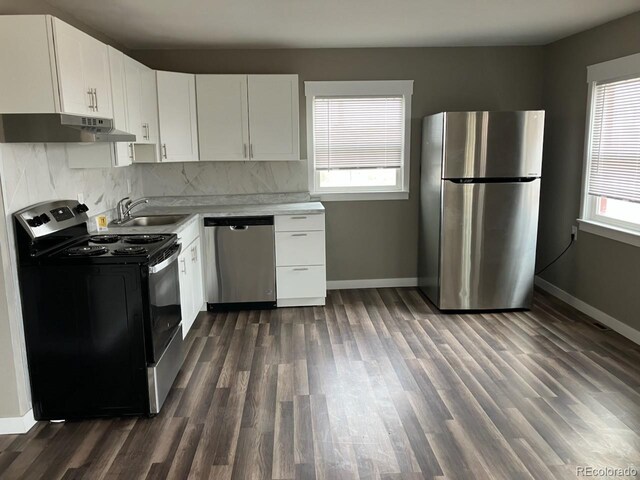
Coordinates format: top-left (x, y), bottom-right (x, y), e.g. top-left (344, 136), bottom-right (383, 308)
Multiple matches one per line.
top-left (101, 201), bottom-right (324, 235)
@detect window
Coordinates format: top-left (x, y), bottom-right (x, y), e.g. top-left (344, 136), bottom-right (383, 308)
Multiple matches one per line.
top-left (580, 53), bottom-right (640, 246)
top-left (305, 81), bottom-right (413, 200)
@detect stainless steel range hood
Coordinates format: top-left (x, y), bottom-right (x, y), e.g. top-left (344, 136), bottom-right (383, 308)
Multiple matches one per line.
top-left (0, 114), bottom-right (136, 143)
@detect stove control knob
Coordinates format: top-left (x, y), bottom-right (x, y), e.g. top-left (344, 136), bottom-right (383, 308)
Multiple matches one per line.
top-left (76, 203), bottom-right (89, 213)
top-left (28, 216), bottom-right (43, 227)
top-left (39, 213), bottom-right (51, 224)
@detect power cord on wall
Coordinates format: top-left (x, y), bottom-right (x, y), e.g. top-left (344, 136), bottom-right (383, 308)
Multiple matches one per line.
top-left (535, 232), bottom-right (576, 276)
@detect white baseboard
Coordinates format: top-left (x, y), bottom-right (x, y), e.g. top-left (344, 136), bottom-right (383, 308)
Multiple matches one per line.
top-left (326, 277), bottom-right (418, 290)
top-left (535, 276), bottom-right (640, 346)
top-left (277, 297), bottom-right (326, 307)
top-left (0, 409), bottom-right (36, 435)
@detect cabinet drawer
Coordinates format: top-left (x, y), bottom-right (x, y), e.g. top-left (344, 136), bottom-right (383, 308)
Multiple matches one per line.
top-left (277, 266), bottom-right (326, 299)
top-left (275, 231), bottom-right (325, 266)
top-left (275, 213), bottom-right (324, 232)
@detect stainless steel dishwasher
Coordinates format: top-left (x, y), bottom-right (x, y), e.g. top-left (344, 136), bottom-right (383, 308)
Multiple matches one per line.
top-left (204, 216), bottom-right (276, 308)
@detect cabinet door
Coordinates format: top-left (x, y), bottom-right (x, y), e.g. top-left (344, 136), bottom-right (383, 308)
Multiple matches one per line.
top-left (157, 71), bottom-right (199, 163)
top-left (191, 239), bottom-right (204, 313)
top-left (183, 238), bottom-right (204, 338)
top-left (0, 15), bottom-right (59, 113)
top-left (178, 246), bottom-right (193, 334)
top-left (82, 36), bottom-right (112, 118)
top-left (124, 57), bottom-right (143, 141)
top-left (247, 75), bottom-right (299, 161)
top-left (196, 75), bottom-right (249, 161)
top-left (52, 18), bottom-right (90, 115)
top-left (107, 48), bottom-right (131, 167)
top-left (140, 66), bottom-right (160, 146)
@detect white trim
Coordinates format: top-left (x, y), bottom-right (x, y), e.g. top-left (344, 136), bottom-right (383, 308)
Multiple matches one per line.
top-left (580, 55), bottom-right (640, 231)
top-left (0, 409), bottom-right (37, 435)
top-left (577, 219), bottom-right (640, 247)
top-left (318, 191), bottom-right (409, 202)
top-left (327, 277), bottom-right (418, 290)
top-left (587, 52), bottom-right (640, 83)
top-left (305, 80), bottom-right (413, 199)
top-left (535, 276), bottom-right (640, 346)
top-left (305, 80), bottom-right (414, 97)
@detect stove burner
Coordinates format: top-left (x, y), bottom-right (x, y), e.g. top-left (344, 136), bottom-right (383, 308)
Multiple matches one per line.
top-left (66, 246), bottom-right (109, 256)
top-left (90, 234), bottom-right (120, 244)
top-left (124, 235), bottom-right (166, 245)
top-left (113, 246), bottom-right (148, 256)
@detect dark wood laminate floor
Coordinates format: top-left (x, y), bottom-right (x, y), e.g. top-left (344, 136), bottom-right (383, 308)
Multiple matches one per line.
top-left (2, 288), bottom-right (640, 480)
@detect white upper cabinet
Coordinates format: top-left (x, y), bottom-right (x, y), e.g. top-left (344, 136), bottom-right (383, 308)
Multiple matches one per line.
top-left (107, 47), bottom-right (133, 166)
top-left (247, 75), bottom-right (299, 161)
top-left (157, 71), bottom-right (199, 163)
top-left (123, 56), bottom-right (144, 142)
top-left (67, 47), bottom-right (134, 169)
top-left (140, 66), bottom-right (160, 146)
top-left (196, 75), bottom-right (249, 161)
top-left (195, 74), bottom-right (300, 161)
top-left (52, 18), bottom-right (112, 118)
top-left (0, 15), bottom-right (111, 117)
top-left (124, 57), bottom-right (159, 147)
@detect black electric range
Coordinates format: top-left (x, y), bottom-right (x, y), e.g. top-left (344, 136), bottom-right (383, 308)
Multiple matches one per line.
top-left (53, 233), bottom-right (177, 262)
top-left (13, 200), bottom-right (184, 420)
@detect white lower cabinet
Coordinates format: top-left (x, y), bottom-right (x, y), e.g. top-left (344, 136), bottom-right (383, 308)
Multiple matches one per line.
top-left (274, 213), bottom-right (326, 307)
top-left (178, 219), bottom-right (205, 338)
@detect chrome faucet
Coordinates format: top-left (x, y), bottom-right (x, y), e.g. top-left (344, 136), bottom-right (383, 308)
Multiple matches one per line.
top-left (113, 197), bottom-right (149, 224)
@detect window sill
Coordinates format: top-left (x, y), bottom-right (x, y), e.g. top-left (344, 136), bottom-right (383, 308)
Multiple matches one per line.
top-left (577, 219), bottom-right (640, 247)
top-left (313, 191), bottom-right (410, 202)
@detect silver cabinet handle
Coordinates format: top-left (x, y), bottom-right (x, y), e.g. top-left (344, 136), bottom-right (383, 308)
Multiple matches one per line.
top-left (180, 257), bottom-right (187, 274)
top-left (193, 245), bottom-right (198, 263)
top-left (291, 233), bottom-right (307, 237)
top-left (293, 267), bottom-right (309, 271)
top-left (87, 89), bottom-right (95, 111)
top-left (249, 144), bottom-right (253, 158)
top-left (146, 123), bottom-right (150, 140)
top-left (243, 144), bottom-right (248, 159)
top-left (162, 144), bottom-right (167, 159)
top-left (93, 88), bottom-right (98, 112)
top-left (128, 143), bottom-right (135, 160)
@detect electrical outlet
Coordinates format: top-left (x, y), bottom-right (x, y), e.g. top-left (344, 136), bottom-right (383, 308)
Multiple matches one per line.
top-left (571, 225), bottom-right (578, 241)
top-left (77, 193), bottom-right (84, 204)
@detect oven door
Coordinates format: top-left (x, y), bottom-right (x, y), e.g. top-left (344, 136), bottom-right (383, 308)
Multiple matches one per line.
top-left (148, 244), bottom-right (182, 363)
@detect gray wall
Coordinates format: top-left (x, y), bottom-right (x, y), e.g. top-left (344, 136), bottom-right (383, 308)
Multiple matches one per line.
top-left (538, 12), bottom-right (640, 330)
top-left (132, 47), bottom-right (545, 281)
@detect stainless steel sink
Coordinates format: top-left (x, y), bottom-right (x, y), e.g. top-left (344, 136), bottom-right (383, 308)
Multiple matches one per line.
top-left (118, 215), bottom-right (188, 227)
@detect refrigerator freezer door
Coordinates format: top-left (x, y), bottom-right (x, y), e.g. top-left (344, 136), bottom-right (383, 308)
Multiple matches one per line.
top-left (439, 179), bottom-right (541, 310)
top-left (443, 111), bottom-right (544, 179)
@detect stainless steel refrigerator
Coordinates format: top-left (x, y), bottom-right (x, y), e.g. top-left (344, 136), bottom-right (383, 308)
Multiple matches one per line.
top-left (418, 111), bottom-right (545, 310)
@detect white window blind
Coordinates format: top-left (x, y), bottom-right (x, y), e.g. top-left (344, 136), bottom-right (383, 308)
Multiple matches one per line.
top-left (589, 76), bottom-right (640, 204)
top-left (313, 96), bottom-right (404, 170)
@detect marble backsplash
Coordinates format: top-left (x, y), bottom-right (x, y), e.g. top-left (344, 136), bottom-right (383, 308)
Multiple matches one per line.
top-left (0, 144), bottom-right (141, 217)
top-left (147, 192), bottom-right (312, 207)
top-left (136, 160), bottom-right (309, 197)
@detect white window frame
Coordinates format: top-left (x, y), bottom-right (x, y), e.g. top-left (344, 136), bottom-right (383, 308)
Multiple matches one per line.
top-left (305, 80), bottom-right (413, 201)
top-left (579, 53), bottom-right (640, 247)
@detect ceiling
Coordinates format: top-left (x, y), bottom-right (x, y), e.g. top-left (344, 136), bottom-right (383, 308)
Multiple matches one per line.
top-left (6, 0), bottom-right (640, 49)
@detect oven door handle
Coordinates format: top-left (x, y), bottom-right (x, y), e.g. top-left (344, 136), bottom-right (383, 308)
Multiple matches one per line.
top-left (149, 244), bottom-right (182, 274)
